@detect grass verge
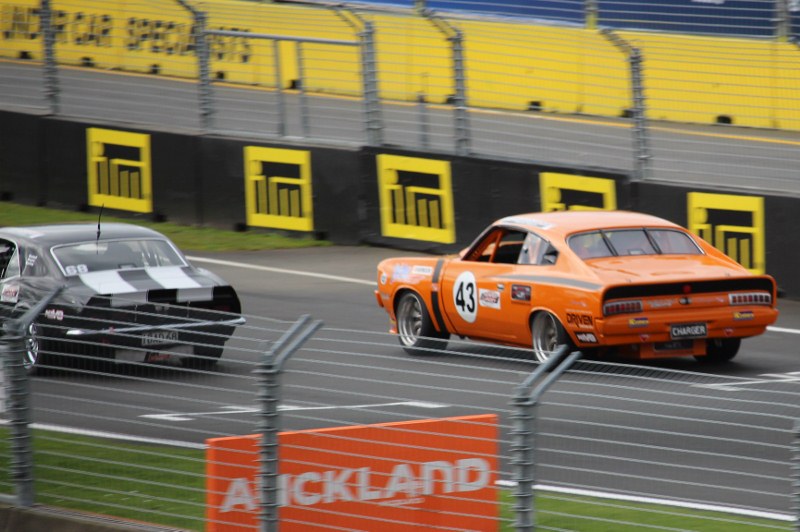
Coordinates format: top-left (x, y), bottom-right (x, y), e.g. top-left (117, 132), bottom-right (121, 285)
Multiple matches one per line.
top-left (0, 429), bottom-right (792, 531)
top-left (0, 202), bottom-right (330, 252)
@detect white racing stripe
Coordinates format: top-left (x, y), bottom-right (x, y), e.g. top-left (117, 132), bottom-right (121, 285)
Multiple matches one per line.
top-left (147, 266), bottom-right (203, 289)
top-left (79, 270), bottom-right (138, 294)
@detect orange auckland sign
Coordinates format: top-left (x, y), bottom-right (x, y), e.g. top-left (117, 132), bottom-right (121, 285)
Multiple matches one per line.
top-left (206, 414), bottom-right (498, 531)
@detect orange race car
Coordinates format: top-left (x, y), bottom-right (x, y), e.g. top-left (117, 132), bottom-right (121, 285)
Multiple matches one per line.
top-left (375, 211), bottom-right (779, 363)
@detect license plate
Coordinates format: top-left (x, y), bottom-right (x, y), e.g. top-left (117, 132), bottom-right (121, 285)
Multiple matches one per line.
top-left (142, 330), bottom-right (179, 346)
top-left (670, 323), bottom-right (707, 339)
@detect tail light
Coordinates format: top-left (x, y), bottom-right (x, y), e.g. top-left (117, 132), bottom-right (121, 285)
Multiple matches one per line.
top-left (603, 300), bottom-right (643, 316)
top-left (729, 292), bottom-right (771, 305)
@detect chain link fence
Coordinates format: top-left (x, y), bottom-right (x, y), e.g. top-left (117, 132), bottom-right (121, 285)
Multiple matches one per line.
top-left (1, 298), bottom-right (799, 530)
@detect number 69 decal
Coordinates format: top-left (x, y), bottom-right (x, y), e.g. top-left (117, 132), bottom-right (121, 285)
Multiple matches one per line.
top-left (453, 271), bottom-right (477, 323)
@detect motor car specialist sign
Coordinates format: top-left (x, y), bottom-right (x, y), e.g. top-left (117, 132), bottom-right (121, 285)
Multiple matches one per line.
top-left (206, 414), bottom-right (498, 531)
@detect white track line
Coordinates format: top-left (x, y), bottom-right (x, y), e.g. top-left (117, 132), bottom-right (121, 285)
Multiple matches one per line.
top-left (187, 256), bottom-right (375, 286)
top-left (189, 255), bottom-right (800, 336)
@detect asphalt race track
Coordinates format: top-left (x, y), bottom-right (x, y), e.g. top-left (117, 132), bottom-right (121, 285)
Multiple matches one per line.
top-left (27, 247), bottom-right (800, 516)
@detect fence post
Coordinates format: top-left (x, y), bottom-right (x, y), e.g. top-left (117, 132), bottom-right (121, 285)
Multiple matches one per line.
top-left (600, 29), bottom-right (651, 182)
top-left (776, 0), bottom-right (791, 42)
top-left (360, 22), bottom-right (383, 146)
top-left (511, 347), bottom-right (583, 531)
top-left (2, 289), bottom-right (62, 507)
top-left (255, 315), bottom-right (323, 532)
top-left (451, 29), bottom-right (471, 156)
top-left (296, 42), bottom-right (310, 138)
top-left (417, 92), bottom-right (430, 149)
top-left (177, 0), bottom-right (214, 132)
top-left (585, 0), bottom-right (598, 30)
top-left (424, 12), bottom-right (471, 156)
top-left (629, 47), bottom-right (651, 181)
top-left (793, 419), bottom-right (800, 532)
top-left (40, 0), bottom-right (59, 115)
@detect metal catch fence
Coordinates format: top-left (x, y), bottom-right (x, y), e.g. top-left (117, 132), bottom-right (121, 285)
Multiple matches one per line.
top-left (1, 298), bottom-right (799, 530)
top-left (2, 0), bottom-right (800, 193)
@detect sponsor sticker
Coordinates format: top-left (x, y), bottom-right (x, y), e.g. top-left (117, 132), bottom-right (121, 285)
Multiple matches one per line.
top-left (391, 264), bottom-right (411, 282)
top-left (734, 310), bottom-right (754, 321)
top-left (45, 308), bottom-right (64, 321)
top-left (628, 317), bottom-right (649, 328)
top-left (411, 265), bottom-right (434, 276)
top-left (575, 332), bottom-right (598, 343)
top-left (478, 289), bottom-right (501, 309)
top-left (1, 284), bottom-right (19, 304)
top-left (510, 284), bottom-right (531, 302)
top-left (567, 312), bottom-right (593, 328)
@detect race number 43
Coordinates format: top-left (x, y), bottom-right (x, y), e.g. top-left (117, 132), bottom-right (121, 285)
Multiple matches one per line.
top-left (453, 271), bottom-right (477, 323)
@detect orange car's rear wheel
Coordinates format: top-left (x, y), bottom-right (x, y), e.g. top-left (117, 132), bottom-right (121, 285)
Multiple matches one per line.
top-left (697, 338), bottom-right (741, 363)
top-left (396, 292), bottom-right (448, 355)
top-left (531, 311), bottom-right (573, 363)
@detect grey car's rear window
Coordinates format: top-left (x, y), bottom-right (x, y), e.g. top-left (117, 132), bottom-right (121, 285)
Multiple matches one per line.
top-left (52, 239), bottom-right (186, 275)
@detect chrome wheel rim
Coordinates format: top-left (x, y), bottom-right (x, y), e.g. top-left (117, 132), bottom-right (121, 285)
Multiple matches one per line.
top-left (532, 313), bottom-right (558, 363)
top-left (397, 295), bottom-right (422, 347)
top-left (23, 322), bottom-right (39, 370)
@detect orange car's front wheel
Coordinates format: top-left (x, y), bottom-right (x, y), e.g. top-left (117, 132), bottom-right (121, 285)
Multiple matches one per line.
top-left (396, 292), bottom-right (449, 355)
top-left (531, 311), bottom-right (573, 363)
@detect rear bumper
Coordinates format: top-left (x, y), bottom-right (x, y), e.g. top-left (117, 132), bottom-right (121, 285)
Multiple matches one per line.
top-left (594, 306), bottom-right (777, 346)
top-left (64, 315), bottom-right (246, 337)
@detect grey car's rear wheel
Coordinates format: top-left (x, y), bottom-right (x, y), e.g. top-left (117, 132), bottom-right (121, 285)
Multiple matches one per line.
top-left (183, 343), bottom-right (224, 369)
top-left (396, 292), bottom-right (448, 355)
top-left (531, 311), bottom-right (572, 363)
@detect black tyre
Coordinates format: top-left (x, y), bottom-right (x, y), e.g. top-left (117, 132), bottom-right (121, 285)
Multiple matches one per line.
top-left (395, 292), bottom-right (449, 355)
top-left (698, 338), bottom-right (741, 363)
top-left (182, 342), bottom-right (224, 369)
top-left (531, 311), bottom-right (573, 363)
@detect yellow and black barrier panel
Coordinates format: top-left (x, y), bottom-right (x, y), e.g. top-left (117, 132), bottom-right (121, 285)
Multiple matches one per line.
top-left (539, 172), bottom-right (618, 212)
top-left (86, 127), bottom-right (152, 213)
top-left (377, 154), bottom-right (455, 244)
top-left (688, 191), bottom-right (765, 275)
top-left (244, 146), bottom-right (314, 232)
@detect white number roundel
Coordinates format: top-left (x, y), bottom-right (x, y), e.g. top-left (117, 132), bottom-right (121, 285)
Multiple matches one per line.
top-left (453, 271), bottom-right (477, 323)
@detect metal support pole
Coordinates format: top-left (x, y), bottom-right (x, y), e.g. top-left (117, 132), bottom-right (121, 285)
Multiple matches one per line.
top-left (585, 0), bottom-right (598, 30)
top-left (511, 346), bottom-right (583, 531)
top-left (451, 29), bottom-right (471, 156)
top-left (273, 41), bottom-right (286, 137)
top-left (776, 0), bottom-right (791, 42)
top-left (629, 47), bottom-right (651, 182)
top-left (177, 0), bottom-right (214, 132)
top-left (424, 12), bottom-right (471, 156)
top-left (195, 11), bottom-right (214, 132)
top-left (793, 419), bottom-right (800, 532)
top-left (296, 42), bottom-right (310, 138)
top-left (601, 29), bottom-right (651, 182)
top-left (360, 22), bottom-right (383, 146)
top-left (417, 92), bottom-right (430, 149)
top-left (256, 315), bottom-right (322, 532)
top-left (40, 0), bottom-right (60, 115)
top-left (2, 289), bottom-right (61, 507)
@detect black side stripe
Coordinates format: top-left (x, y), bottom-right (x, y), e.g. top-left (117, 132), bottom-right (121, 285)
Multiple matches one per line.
top-left (430, 259), bottom-right (448, 335)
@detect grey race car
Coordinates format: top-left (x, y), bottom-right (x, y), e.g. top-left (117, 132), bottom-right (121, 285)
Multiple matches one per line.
top-left (0, 222), bottom-right (244, 373)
